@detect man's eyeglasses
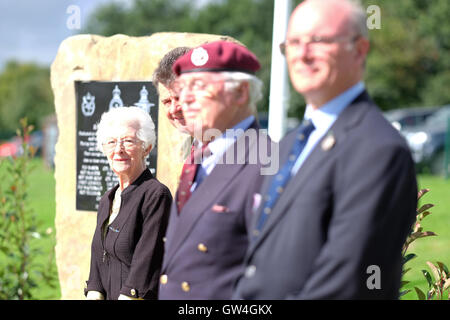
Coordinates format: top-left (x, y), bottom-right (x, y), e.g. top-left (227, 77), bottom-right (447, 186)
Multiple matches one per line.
top-left (279, 34), bottom-right (360, 55)
top-left (102, 138), bottom-right (142, 152)
top-left (172, 79), bottom-right (228, 96)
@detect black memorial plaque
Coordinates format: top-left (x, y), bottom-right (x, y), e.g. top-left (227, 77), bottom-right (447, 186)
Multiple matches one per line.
top-left (75, 81), bottom-right (159, 211)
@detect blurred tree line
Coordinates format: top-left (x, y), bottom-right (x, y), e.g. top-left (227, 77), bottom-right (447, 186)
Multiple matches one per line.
top-left (0, 0), bottom-right (448, 138)
top-left (0, 62), bottom-right (54, 139)
top-left (80, 0), bottom-right (450, 116)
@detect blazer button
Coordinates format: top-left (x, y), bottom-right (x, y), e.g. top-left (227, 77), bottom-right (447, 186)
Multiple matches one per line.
top-left (160, 274), bottom-right (168, 284)
top-left (197, 243), bottom-right (208, 252)
top-left (130, 289), bottom-right (136, 296)
top-left (245, 265), bottom-right (256, 278)
top-left (181, 281), bottom-right (190, 292)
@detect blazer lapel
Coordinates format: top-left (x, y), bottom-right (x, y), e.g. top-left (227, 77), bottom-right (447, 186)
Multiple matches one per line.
top-left (247, 91), bottom-right (373, 258)
top-left (105, 170), bottom-right (152, 250)
top-left (98, 186), bottom-right (117, 230)
top-left (163, 122), bottom-right (259, 267)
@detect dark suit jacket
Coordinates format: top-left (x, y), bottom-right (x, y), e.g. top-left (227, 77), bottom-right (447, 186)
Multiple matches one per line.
top-left (233, 91), bottom-right (417, 299)
top-left (86, 169), bottom-right (172, 300)
top-left (158, 122), bottom-right (273, 299)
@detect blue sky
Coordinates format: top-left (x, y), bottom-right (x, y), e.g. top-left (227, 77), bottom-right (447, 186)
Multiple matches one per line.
top-left (0, 0), bottom-right (132, 70)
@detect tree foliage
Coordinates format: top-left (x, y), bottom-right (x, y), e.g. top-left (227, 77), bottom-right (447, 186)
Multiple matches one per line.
top-left (0, 61), bottom-right (54, 138)
top-left (363, 0), bottom-right (450, 110)
top-left (0, 119), bottom-right (58, 299)
top-left (81, 0), bottom-right (449, 118)
top-left (83, 0), bottom-right (275, 114)
top-left (1, 0), bottom-right (448, 138)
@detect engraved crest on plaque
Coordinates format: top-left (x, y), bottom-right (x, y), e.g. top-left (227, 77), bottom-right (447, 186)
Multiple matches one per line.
top-left (81, 92), bottom-right (96, 117)
top-left (109, 85), bottom-right (124, 110)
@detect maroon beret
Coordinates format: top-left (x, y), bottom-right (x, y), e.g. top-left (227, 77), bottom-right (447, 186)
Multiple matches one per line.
top-left (172, 41), bottom-right (260, 76)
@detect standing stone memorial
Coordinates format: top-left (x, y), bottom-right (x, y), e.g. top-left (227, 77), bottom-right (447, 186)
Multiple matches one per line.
top-left (50, 32), bottom-right (239, 299)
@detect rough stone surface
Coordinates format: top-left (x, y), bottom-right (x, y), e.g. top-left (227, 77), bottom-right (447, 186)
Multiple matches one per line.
top-left (50, 32), bottom-right (238, 299)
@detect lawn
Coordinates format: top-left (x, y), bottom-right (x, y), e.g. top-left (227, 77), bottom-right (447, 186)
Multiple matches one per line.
top-left (27, 158), bottom-right (61, 299)
top-left (2, 157), bottom-right (449, 300)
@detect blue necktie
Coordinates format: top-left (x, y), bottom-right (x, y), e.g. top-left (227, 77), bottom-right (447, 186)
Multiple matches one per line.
top-left (254, 119), bottom-right (315, 237)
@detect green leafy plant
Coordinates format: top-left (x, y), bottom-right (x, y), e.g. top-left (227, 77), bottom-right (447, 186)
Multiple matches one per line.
top-left (0, 118), bottom-right (57, 300)
top-left (416, 261), bottom-right (450, 300)
top-left (401, 188), bottom-right (450, 300)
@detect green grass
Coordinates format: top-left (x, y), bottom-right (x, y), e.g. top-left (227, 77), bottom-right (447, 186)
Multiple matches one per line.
top-left (3, 157), bottom-right (449, 300)
top-left (27, 158), bottom-right (60, 299)
top-left (401, 174), bottom-right (450, 300)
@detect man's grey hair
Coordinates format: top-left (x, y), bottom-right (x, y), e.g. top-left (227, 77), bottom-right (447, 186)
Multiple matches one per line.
top-left (96, 106), bottom-right (156, 155)
top-left (220, 71), bottom-right (264, 113)
top-left (152, 47), bottom-right (191, 92)
top-left (345, 0), bottom-right (369, 39)
top-left (306, 0), bottom-right (368, 38)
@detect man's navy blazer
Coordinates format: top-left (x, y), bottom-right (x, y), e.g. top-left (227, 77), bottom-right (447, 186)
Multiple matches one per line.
top-left (233, 91), bottom-right (418, 299)
top-left (158, 121), bottom-right (272, 299)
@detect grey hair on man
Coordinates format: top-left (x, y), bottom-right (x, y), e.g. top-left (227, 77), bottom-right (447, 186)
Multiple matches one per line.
top-left (221, 71), bottom-right (264, 113)
top-left (152, 47), bottom-right (191, 92)
top-left (306, 0), bottom-right (368, 39)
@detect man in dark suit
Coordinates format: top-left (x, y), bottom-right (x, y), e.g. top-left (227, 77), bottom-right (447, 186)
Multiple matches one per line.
top-left (233, 0), bottom-right (418, 299)
top-left (158, 41), bottom-right (276, 299)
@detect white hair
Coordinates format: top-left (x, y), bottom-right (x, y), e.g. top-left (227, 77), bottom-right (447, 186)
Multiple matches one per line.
top-left (305, 0), bottom-right (368, 38)
top-left (345, 0), bottom-right (369, 39)
top-left (220, 71), bottom-right (264, 112)
top-left (96, 106), bottom-right (156, 155)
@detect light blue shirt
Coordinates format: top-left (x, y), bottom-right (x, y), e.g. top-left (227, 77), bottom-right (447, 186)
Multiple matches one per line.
top-left (291, 82), bottom-right (365, 175)
top-left (191, 115), bottom-right (255, 191)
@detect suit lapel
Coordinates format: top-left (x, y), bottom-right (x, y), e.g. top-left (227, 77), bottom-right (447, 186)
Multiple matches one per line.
top-left (247, 91), bottom-right (373, 257)
top-left (98, 186), bottom-right (117, 231)
top-left (104, 170), bottom-right (152, 251)
top-left (164, 122), bottom-right (259, 267)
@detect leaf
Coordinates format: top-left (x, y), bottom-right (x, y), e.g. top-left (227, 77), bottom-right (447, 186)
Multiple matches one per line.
top-left (399, 289), bottom-right (411, 297)
top-left (415, 287), bottom-right (426, 300)
top-left (444, 279), bottom-right (450, 291)
top-left (417, 211), bottom-right (431, 221)
top-left (417, 189), bottom-right (430, 200)
top-left (426, 261), bottom-right (441, 282)
top-left (408, 231), bottom-right (437, 242)
top-left (402, 267), bottom-right (411, 276)
top-left (401, 280), bottom-right (410, 287)
top-left (428, 288), bottom-right (435, 300)
top-left (417, 203), bottom-right (434, 214)
top-left (422, 270), bottom-right (433, 288)
top-left (437, 261), bottom-right (450, 276)
top-left (413, 222), bottom-right (422, 233)
top-left (403, 253), bottom-right (417, 264)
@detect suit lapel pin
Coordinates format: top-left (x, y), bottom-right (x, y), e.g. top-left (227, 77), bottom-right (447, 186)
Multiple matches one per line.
top-left (321, 132), bottom-right (336, 151)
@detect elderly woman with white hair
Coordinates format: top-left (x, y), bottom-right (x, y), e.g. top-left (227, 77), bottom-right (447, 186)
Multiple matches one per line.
top-left (85, 106), bottom-right (172, 300)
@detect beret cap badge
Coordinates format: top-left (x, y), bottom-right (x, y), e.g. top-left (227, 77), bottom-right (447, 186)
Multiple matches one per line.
top-left (173, 40), bottom-right (260, 76)
top-left (191, 47), bottom-right (209, 67)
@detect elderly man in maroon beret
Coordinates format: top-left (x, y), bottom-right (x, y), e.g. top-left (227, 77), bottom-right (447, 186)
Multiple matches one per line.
top-left (158, 41), bottom-right (275, 299)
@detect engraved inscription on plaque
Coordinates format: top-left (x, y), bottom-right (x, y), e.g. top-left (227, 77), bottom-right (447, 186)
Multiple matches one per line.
top-left (75, 81), bottom-right (158, 211)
